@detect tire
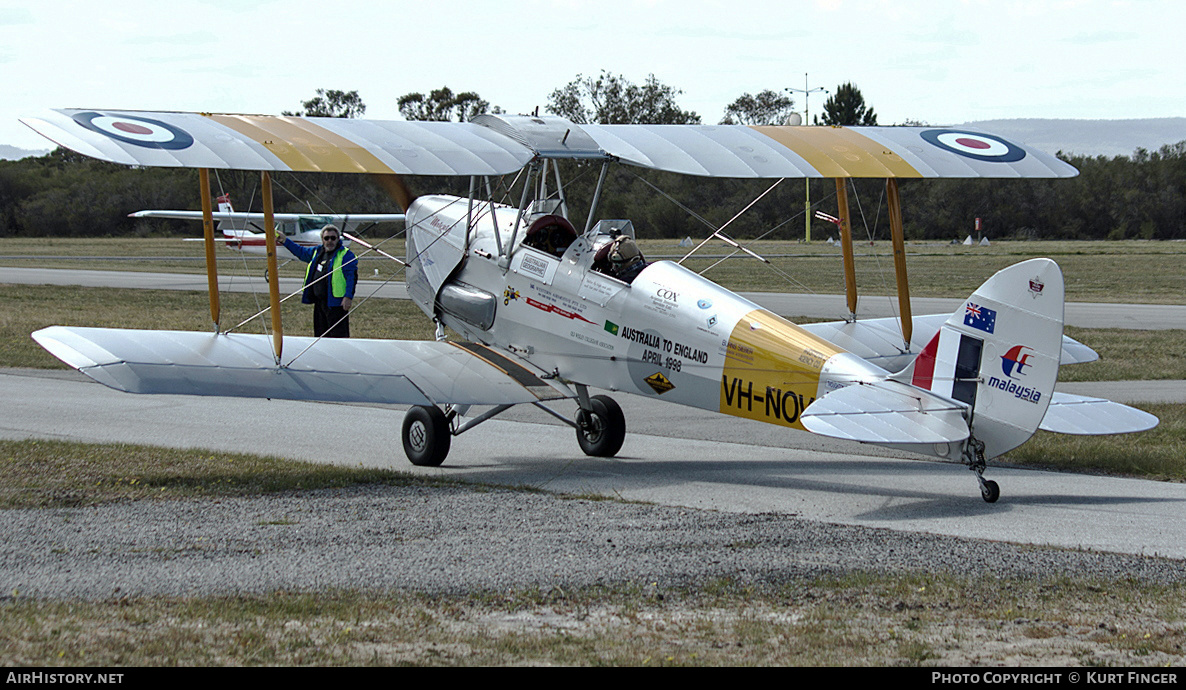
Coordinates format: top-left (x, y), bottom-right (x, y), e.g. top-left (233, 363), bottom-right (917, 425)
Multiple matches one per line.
top-left (980, 479), bottom-right (1000, 503)
top-left (575, 395), bottom-right (626, 457)
top-left (402, 406), bottom-right (451, 467)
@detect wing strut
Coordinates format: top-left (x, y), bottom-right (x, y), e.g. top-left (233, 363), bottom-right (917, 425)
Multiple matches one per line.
top-left (886, 178), bottom-right (912, 348)
top-left (835, 178), bottom-right (858, 319)
top-left (198, 168), bottom-right (221, 330)
top-left (261, 171), bottom-right (284, 362)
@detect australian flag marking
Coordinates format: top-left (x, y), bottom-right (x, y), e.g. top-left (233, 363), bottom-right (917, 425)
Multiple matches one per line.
top-left (964, 303), bottom-right (997, 334)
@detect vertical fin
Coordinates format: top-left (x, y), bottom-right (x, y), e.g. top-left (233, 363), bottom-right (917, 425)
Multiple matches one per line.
top-left (935, 258), bottom-right (1064, 458)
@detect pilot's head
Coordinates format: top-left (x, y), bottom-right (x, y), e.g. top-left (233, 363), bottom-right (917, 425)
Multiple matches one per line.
top-left (609, 237), bottom-right (641, 265)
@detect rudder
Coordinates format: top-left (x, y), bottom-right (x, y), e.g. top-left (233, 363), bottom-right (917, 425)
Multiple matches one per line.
top-left (906, 258), bottom-right (1064, 459)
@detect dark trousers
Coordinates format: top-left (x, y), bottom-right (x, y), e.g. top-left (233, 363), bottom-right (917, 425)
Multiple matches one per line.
top-left (313, 302), bottom-right (350, 338)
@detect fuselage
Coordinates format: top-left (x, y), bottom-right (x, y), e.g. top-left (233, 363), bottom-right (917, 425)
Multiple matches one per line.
top-left (405, 195), bottom-right (883, 430)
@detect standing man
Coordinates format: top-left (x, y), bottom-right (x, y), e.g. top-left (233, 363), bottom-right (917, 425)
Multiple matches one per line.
top-left (277, 224), bottom-right (357, 338)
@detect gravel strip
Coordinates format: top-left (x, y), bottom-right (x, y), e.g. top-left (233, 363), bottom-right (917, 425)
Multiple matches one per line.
top-left (3, 483), bottom-right (1183, 600)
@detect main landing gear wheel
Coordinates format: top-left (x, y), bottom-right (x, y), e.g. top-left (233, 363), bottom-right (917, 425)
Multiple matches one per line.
top-left (575, 395), bottom-right (626, 457)
top-left (980, 479), bottom-right (1000, 504)
top-left (402, 405), bottom-right (451, 467)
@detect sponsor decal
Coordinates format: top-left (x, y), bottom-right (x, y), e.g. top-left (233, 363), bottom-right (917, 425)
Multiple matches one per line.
top-left (724, 340), bottom-right (755, 365)
top-left (604, 320), bottom-right (620, 336)
top-left (706, 314), bottom-right (718, 329)
top-left (986, 376), bottom-right (1042, 404)
top-left (920, 129), bottom-right (1026, 163)
top-left (525, 297), bottom-right (596, 324)
top-left (1000, 344), bottom-right (1034, 379)
top-left (502, 286), bottom-right (520, 305)
top-left (963, 302), bottom-right (997, 334)
top-left (72, 111), bottom-right (194, 150)
top-left (518, 252), bottom-right (552, 280)
top-left (644, 371), bottom-right (675, 395)
top-left (697, 298), bottom-right (712, 309)
top-left (644, 285), bottom-right (680, 317)
top-left (798, 347), bottom-right (827, 369)
top-left (1028, 276), bottom-right (1045, 298)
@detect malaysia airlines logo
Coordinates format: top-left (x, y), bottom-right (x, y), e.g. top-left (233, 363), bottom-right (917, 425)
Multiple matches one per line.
top-left (964, 303), bottom-right (997, 334)
top-left (1001, 345), bottom-right (1034, 379)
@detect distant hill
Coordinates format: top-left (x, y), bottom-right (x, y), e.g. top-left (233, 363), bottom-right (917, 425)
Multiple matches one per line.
top-left (956, 118), bottom-right (1186, 158)
top-left (0, 144), bottom-right (50, 161)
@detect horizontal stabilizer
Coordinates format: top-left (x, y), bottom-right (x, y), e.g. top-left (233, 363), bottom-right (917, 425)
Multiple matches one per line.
top-left (800, 314), bottom-right (1097, 372)
top-left (32, 326), bottom-right (570, 406)
top-left (1039, 392), bottom-right (1159, 435)
top-left (801, 379), bottom-right (969, 445)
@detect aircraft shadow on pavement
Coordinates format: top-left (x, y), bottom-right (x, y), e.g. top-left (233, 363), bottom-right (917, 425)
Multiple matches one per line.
top-left (449, 452), bottom-right (1186, 522)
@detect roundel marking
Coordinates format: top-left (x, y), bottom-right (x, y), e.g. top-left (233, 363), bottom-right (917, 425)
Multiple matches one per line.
top-left (71, 111), bottom-right (195, 150)
top-left (920, 129), bottom-right (1026, 163)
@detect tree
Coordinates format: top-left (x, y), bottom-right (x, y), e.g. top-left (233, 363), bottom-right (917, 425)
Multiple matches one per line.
top-left (546, 72), bottom-right (700, 124)
top-left (816, 82), bottom-right (877, 126)
top-left (284, 89), bottom-right (366, 118)
top-left (397, 87), bottom-right (493, 122)
top-left (720, 90), bottom-right (796, 125)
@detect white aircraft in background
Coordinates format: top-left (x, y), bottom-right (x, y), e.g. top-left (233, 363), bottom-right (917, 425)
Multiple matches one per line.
top-left (131, 194), bottom-right (404, 260)
top-left (24, 108), bottom-right (1159, 503)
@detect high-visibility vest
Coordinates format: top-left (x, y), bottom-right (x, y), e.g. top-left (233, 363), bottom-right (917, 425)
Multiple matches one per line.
top-left (306, 248), bottom-right (350, 298)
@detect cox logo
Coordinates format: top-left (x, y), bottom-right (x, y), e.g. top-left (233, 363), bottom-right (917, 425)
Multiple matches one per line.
top-left (656, 288), bottom-right (678, 302)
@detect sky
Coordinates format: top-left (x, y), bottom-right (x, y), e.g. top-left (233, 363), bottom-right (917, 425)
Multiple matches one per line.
top-left (1, 0), bottom-right (1183, 152)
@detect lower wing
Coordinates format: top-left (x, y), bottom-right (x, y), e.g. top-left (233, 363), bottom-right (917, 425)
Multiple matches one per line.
top-left (33, 326), bottom-right (571, 406)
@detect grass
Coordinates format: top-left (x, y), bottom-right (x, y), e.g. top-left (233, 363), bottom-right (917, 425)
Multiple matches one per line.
top-left (1, 575), bottom-right (1182, 666)
top-left (663, 238), bottom-right (1186, 304)
top-left (1004, 403), bottom-right (1186, 480)
top-left (0, 236), bottom-right (407, 281)
top-left (1058, 327), bottom-right (1186, 382)
top-left (0, 438), bottom-right (457, 510)
top-left (0, 283), bottom-right (436, 369)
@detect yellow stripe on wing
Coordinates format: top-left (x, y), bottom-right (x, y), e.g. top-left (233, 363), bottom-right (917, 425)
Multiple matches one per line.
top-left (752, 126), bottom-right (922, 178)
top-left (206, 114), bottom-right (394, 173)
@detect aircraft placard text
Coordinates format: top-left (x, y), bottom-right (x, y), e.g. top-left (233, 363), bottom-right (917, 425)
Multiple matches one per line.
top-left (721, 375), bottom-right (814, 425)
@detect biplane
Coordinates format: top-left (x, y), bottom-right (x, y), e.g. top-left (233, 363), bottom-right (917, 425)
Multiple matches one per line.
top-left (131, 194), bottom-right (404, 260)
top-left (23, 108), bottom-right (1158, 502)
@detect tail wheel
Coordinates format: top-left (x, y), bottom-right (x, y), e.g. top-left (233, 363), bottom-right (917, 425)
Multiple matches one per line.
top-left (575, 395), bottom-right (626, 457)
top-left (402, 405), bottom-right (451, 467)
top-left (980, 479), bottom-right (1000, 504)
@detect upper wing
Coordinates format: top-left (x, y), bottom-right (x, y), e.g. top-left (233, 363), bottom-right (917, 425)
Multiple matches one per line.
top-left (22, 110), bottom-right (1077, 179)
top-left (21, 111), bottom-right (537, 176)
top-left (580, 123), bottom-right (1077, 178)
top-left (32, 326), bottom-right (571, 406)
